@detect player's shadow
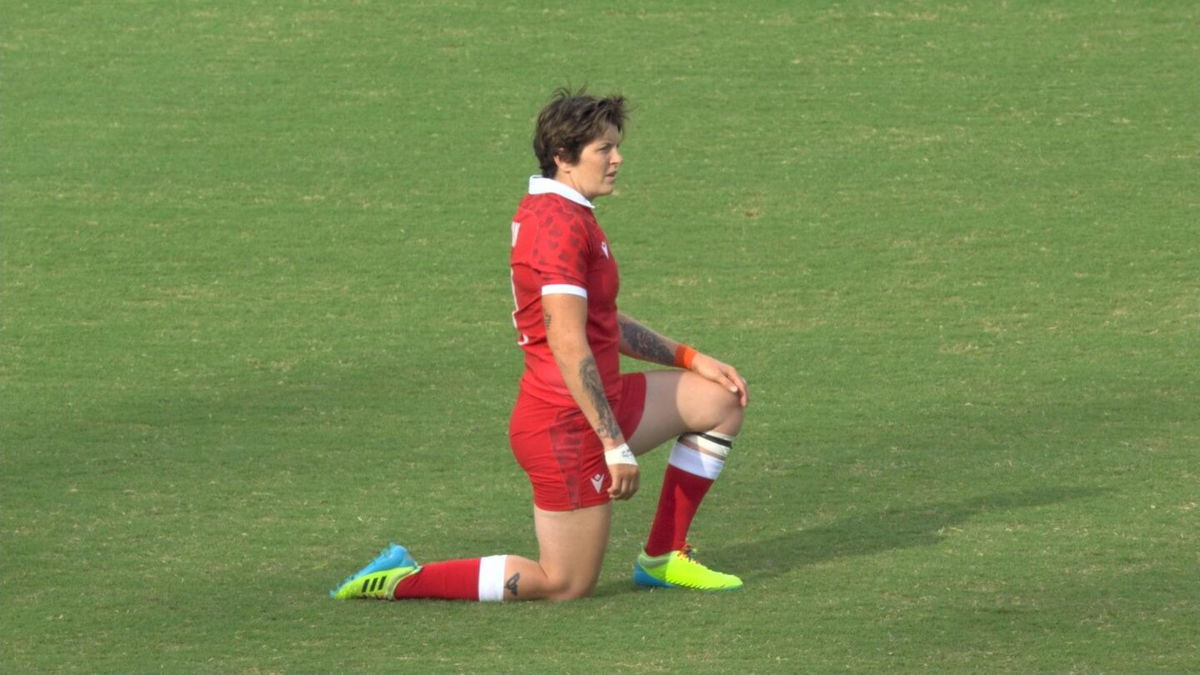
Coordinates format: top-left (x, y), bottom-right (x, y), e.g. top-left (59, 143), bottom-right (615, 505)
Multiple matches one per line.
top-left (715, 486), bottom-right (1109, 583)
top-left (598, 486), bottom-right (1106, 595)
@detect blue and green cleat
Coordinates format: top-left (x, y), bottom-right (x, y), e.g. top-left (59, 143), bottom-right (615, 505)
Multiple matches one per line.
top-left (633, 544), bottom-right (743, 591)
top-left (329, 543), bottom-right (421, 600)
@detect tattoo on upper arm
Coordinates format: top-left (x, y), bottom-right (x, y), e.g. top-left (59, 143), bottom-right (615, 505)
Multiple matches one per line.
top-left (619, 317), bottom-right (674, 365)
top-left (579, 356), bottom-right (621, 439)
top-left (505, 572), bottom-right (520, 597)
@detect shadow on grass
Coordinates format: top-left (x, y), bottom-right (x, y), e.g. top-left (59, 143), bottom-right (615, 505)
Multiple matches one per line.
top-left (713, 486), bottom-right (1111, 583)
top-left (595, 485), bottom-right (1108, 590)
top-left (595, 486), bottom-right (1108, 596)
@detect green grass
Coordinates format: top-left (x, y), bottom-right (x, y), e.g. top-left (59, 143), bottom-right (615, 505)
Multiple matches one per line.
top-left (3, 1), bottom-right (1197, 671)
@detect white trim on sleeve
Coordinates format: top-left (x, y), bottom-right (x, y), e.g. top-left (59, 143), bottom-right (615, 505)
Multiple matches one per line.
top-left (541, 284), bottom-right (588, 298)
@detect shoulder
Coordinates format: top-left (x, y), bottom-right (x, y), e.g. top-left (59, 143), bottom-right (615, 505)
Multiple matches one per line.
top-left (521, 195), bottom-right (595, 245)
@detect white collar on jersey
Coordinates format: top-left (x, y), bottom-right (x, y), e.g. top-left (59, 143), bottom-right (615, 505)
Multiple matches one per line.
top-left (528, 175), bottom-right (595, 209)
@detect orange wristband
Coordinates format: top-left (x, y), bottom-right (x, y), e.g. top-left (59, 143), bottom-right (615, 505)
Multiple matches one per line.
top-left (674, 344), bottom-right (697, 370)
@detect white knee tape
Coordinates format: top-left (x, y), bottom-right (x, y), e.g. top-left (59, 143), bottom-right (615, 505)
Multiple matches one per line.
top-left (683, 431), bottom-right (734, 458)
top-left (669, 432), bottom-right (735, 479)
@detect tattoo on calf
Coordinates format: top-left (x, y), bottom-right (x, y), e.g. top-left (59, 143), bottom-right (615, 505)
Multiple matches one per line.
top-left (579, 356), bottom-right (621, 439)
top-left (619, 317), bottom-right (674, 365)
top-left (505, 572), bottom-right (520, 597)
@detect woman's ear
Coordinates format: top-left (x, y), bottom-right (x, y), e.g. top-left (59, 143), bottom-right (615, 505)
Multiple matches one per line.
top-left (553, 148), bottom-right (572, 175)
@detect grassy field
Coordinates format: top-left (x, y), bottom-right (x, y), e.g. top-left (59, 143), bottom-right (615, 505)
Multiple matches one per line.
top-left (3, 1), bottom-right (1197, 671)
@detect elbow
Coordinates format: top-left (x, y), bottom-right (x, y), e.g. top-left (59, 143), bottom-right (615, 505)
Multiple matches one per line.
top-left (547, 330), bottom-right (591, 366)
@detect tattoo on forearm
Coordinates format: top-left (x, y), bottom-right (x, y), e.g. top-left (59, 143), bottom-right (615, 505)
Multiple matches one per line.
top-left (619, 317), bottom-right (674, 365)
top-left (505, 572), bottom-right (520, 597)
top-left (579, 356), bottom-right (622, 439)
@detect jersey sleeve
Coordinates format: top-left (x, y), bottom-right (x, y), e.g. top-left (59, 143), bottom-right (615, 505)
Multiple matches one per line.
top-left (526, 211), bottom-right (592, 295)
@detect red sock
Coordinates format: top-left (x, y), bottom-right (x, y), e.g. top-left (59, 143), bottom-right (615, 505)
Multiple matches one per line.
top-left (393, 558), bottom-right (480, 600)
top-left (644, 464), bottom-right (714, 556)
top-left (392, 555), bottom-right (508, 601)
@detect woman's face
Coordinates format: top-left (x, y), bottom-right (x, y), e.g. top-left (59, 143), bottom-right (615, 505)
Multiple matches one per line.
top-left (555, 125), bottom-right (623, 201)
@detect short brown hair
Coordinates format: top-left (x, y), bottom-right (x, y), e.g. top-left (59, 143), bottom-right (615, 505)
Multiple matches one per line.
top-left (533, 88), bottom-right (628, 178)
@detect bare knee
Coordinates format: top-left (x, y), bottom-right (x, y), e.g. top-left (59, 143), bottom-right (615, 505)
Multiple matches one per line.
top-left (717, 390), bottom-right (744, 429)
top-left (676, 367), bottom-right (739, 429)
top-left (547, 586), bottom-right (594, 602)
top-left (695, 376), bottom-right (744, 435)
top-left (541, 574), bottom-right (597, 602)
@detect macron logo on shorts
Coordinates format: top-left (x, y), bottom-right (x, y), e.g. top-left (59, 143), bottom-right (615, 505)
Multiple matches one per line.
top-left (590, 473), bottom-right (605, 493)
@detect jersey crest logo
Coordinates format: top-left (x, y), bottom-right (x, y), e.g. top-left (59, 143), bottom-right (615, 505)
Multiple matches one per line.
top-left (590, 473), bottom-right (605, 493)
top-left (600, 241), bottom-right (610, 258)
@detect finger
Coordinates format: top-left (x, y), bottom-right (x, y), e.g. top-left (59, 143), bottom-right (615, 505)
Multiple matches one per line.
top-left (609, 478), bottom-right (627, 499)
top-left (722, 367), bottom-right (750, 406)
top-left (716, 372), bottom-right (742, 397)
top-left (610, 473), bottom-right (638, 499)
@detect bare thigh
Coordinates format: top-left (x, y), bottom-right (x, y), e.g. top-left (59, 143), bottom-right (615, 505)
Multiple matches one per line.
top-left (502, 503), bottom-right (611, 601)
top-left (626, 370), bottom-right (745, 455)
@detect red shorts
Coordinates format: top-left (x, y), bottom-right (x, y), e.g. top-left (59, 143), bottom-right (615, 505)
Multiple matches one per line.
top-left (508, 372), bottom-right (647, 511)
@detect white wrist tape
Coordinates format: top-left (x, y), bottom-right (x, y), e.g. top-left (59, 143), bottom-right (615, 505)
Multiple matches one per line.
top-left (604, 443), bottom-right (638, 466)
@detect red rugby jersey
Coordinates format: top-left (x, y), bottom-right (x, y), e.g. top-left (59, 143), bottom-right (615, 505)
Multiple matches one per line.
top-left (510, 176), bottom-right (621, 407)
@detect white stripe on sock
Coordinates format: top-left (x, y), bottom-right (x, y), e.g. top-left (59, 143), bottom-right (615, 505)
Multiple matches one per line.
top-left (477, 555), bottom-right (508, 602)
top-left (668, 442), bottom-right (726, 480)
